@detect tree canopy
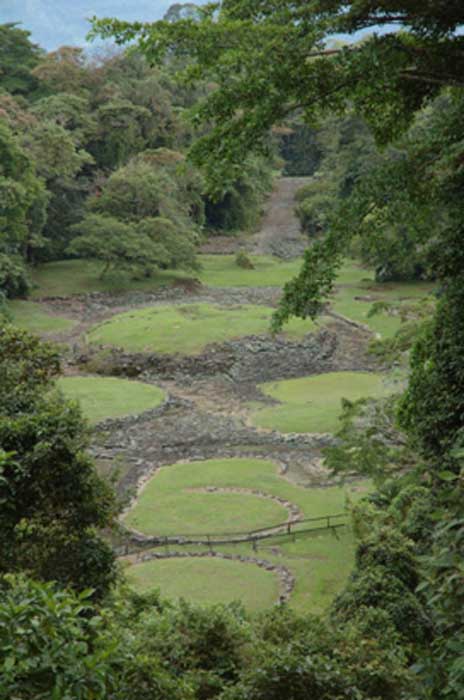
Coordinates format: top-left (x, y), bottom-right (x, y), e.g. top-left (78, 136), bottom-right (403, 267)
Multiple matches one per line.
top-left (0, 326), bottom-right (118, 595)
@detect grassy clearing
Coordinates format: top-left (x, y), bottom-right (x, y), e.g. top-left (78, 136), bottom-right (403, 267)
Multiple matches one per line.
top-left (126, 556), bottom-right (280, 610)
top-left (57, 376), bottom-right (165, 423)
top-left (29, 259), bottom-right (187, 298)
top-left (124, 527), bottom-right (357, 614)
top-left (332, 271), bottom-right (434, 339)
top-left (263, 528), bottom-right (356, 613)
top-left (251, 371), bottom-right (388, 433)
top-left (87, 303), bottom-right (323, 355)
top-left (198, 254), bottom-right (304, 287)
top-left (28, 258), bottom-right (433, 344)
top-left (123, 457), bottom-right (365, 536)
top-left (8, 300), bottom-right (75, 334)
top-left (29, 256), bottom-right (306, 297)
top-left (29, 257), bottom-right (368, 297)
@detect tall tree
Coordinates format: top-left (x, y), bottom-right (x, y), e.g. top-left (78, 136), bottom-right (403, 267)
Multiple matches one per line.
top-left (0, 23), bottom-right (42, 95)
top-left (0, 326), bottom-right (118, 596)
top-left (0, 120), bottom-right (48, 279)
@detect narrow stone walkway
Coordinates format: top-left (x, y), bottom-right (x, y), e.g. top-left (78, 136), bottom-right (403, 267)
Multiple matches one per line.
top-left (251, 177), bottom-right (310, 258)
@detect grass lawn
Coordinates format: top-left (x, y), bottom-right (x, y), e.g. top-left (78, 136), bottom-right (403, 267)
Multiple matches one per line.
top-left (251, 371), bottom-right (388, 433)
top-left (28, 256), bottom-right (371, 296)
top-left (332, 275), bottom-right (434, 339)
top-left (126, 556), bottom-right (280, 610)
top-left (8, 300), bottom-right (75, 334)
top-left (29, 259), bottom-right (187, 298)
top-left (123, 457), bottom-right (365, 536)
top-left (198, 255), bottom-right (304, 287)
top-left (29, 256), bottom-right (306, 297)
top-left (87, 303), bottom-right (322, 355)
top-left (57, 376), bottom-right (165, 423)
top-left (124, 527), bottom-right (357, 614)
top-left (261, 528), bottom-right (356, 613)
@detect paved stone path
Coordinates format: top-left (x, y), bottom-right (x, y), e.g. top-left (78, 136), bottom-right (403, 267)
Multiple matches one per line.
top-left (251, 177), bottom-right (311, 258)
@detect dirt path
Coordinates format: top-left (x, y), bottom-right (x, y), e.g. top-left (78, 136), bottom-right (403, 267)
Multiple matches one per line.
top-left (251, 177), bottom-right (310, 258)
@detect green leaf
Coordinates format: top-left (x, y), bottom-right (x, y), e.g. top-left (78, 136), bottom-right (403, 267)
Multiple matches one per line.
top-left (438, 470), bottom-right (459, 482)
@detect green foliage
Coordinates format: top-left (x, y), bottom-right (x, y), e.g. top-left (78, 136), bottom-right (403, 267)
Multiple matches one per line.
top-left (0, 575), bottom-right (189, 700)
top-left (0, 325), bottom-right (61, 414)
top-left (31, 46), bottom-right (92, 97)
top-left (0, 120), bottom-right (48, 265)
top-left (296, 192), bottom-right (334, 238)
top-left (0, 24), bottom-right (42, 95)
top-left (333, 561), bottom-right (430, 646)
top-left (234, 251), bottom-right (254, 269)
top-left (68, 150), bottom-right (200, 276)
top-left (399, 279), bottom-right (464, 465)
top-left (323, 396), bottom-right (407, 485)
top-left (204, 155), bottom-right (273, 232)
top-left (31, 92), bottom-right (97, 145)
top-left (417, 494), bottom-right (464, 699)
top-left (279, 121), bottom-right (322, 177)
top-left (0, 326), bottom-right (117, 595)
top-left (0, 253), bottom-right (30, 298)
top-left (222, 607), bottom-right (412, 700)
top-left (93, 98), bottom-right (153, 169)
top-left (294, 114), bottom-right (379, 238)
top-left (0, 576), bottom-right (113, 700)
top-left (130, 599), bottom-right (248, 698)
top-left (93, 151), bottom-right (198, 222)
top-left (68, 213), bottom-right (195, 278)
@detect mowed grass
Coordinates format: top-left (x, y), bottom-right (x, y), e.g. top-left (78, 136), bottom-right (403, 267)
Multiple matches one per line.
top-left (57, 376), bottom-right (165, 423)
top-left (198, 255), bottom-right (304, 287)
top-left (87, 303), bottom-right (322, 355)
top-left (29, 259), bottom-right (187, 298)
top-left (8, 300), bottom-right (75, 334)
top-left (331, 272), bottom-right (433, 338)
top-left (29, 256), bottom-right (303, 297)
top-left (29, 258), bottom-right (433, 343)
top-left (126, 556), bottom-right (280, 610)
top-left (124, 457), bottom-right (365, 536)
top-left (124, 527), bottom-right (358, 614)
top-left (251, 371), bottom-right (388, 434)
top-left (28, 257), bottom-right (367, 296)
top-left (275, 529), bottom-right (357, 613)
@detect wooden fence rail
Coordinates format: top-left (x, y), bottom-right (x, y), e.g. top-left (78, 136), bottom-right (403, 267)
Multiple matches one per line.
top-left (115, 513), bottom-right (349, 557)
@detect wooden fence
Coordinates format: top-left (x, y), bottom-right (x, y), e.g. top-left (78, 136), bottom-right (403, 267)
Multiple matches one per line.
top-left (115, 513), bottom-right (349, 557)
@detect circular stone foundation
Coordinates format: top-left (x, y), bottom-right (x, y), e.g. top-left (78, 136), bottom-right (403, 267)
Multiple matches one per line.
top-left (57, 376), bottom-right (166, 424)
top-left (126, 553), bottom-right (285, 610)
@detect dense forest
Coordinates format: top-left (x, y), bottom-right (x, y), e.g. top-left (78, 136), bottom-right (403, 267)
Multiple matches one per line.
top-left (1, 2), bottom-right (464, 699)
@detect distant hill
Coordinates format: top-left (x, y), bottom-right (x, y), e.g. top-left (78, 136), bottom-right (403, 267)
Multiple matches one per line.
top-left (0, 0), bottom-right (188, 50)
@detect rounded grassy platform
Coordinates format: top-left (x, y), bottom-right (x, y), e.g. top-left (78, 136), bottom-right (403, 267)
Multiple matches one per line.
top-left (8, 300), bottom-right (75, 335)
top-left (126, 556), bottom-right (280, 610)
top-left (29, 256), bottom-right (305, 296)
top-left (251, 371), bottom-right (388, 434)
top-left (87, 303), bottom-right (320, 355)
top-left (123, 457), bottom-right (361, 537)
top-left (331, 270), bottom-right (434, 339)
top-left (57, 376), bottom-right (165, 423)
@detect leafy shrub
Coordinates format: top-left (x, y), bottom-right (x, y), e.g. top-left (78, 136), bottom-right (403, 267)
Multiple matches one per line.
top-left (0, 253), bottom-right (30, 298)
top-left (0, 326), bottom-right (117, 595)
top-left (235, 251), bottom-right (254, 269)
top-left (0, 576), bottom-right (111, 700)
top-left (296, 192), bottom-right (334, 237)
top-left (332, 565), bottom-right (431, 644)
